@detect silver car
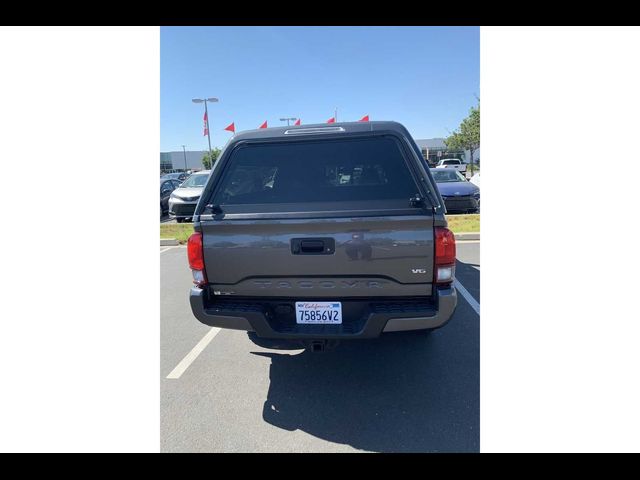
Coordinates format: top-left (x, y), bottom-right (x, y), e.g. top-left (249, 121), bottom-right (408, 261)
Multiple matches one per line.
top-left (168, 170), bottom-right (211, 223)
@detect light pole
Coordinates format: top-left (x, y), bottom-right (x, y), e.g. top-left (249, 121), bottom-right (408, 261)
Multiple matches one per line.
top-left (279, 117), bottom-right (297, 126)
top-left (192, 97), bottom-right (219, 164)
top-left (181, 145), bottom-right (187, 172)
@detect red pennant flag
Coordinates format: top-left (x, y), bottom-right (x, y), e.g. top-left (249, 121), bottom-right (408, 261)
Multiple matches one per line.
top-left (359, 115), bottom-right (370, 122)
top-left (259, 121), bottom-right (268, 129)
top-left (294, 118), bottom-right (301, 126)
top-left (224, 122), bottom-right (235, 133)
top-left (327, 117), bottom-right (336, 124)
top-left (203, 111), bottom-right (209, 136)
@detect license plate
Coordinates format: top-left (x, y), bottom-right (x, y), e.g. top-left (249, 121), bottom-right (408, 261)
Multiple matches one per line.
top-left (295, 302), bottom-right (342, 324)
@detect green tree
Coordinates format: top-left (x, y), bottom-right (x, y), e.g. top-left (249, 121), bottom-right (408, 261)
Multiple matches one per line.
top-left (201, 148), bottom-right (222, 170)
top-left (445, 104), bottom-right (480, 175)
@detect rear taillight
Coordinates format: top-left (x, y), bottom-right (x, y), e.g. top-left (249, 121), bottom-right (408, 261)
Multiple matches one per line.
top-left (187, 232), bottom-right (207, 287)
top-left (434, 227), bottom-right (456, 285)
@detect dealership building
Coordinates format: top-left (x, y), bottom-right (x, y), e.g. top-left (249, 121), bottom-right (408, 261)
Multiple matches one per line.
top-left (160, 150), bottom-right (208, 173)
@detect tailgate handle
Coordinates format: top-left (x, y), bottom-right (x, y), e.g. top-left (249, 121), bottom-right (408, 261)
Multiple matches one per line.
top-left (291, 238), bottom-right (335, 255)
top-left (301, 240), bottom-right (324, 252)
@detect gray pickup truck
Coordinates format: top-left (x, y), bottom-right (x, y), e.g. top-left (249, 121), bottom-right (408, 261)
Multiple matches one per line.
top-left (187, 121), bottom-right (457, 351)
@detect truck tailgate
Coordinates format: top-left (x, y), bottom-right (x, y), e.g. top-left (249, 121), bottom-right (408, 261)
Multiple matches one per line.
top-left (200, 215), bottom-right (434, 298)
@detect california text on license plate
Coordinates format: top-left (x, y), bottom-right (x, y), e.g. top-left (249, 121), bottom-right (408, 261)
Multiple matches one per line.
top-left (295, 302), bottom-right (342, 324)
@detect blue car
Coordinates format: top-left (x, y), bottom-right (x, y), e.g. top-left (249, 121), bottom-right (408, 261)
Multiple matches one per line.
top-left (430, 168), bottom-right (480, 214)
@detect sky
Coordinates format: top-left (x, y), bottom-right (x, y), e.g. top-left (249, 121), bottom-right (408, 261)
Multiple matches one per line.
top-left (160, 26), bottom-right (479, 152)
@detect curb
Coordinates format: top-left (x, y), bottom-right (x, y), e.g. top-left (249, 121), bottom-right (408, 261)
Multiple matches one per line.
top-left (455, 233), bottom-right (480, 241)
top-left (160, 238), bottom-right (179, 246)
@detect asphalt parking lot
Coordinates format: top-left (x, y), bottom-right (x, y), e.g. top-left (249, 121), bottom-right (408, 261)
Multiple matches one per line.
top-left (161, 241), bottom-right (480, 452)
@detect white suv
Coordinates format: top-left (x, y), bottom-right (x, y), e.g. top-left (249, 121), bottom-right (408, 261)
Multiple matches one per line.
top-left (435, 158), bottom-right (467, 174)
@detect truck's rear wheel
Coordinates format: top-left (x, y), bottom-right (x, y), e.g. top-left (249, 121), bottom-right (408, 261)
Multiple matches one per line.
top-left (176, 217), bottom-right (184, 223)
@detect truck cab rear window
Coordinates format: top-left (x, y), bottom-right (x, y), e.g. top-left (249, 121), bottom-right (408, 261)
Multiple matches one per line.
top-left (211, 136), bottom-right (419, 210)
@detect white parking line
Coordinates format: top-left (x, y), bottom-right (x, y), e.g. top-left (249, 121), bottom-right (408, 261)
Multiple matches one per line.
top-left (453, 279), bottom-right (480, 316)
top-left (166, 327), bottom-right (221, 379)
top-left (160, 245), bottom-right (184, 253)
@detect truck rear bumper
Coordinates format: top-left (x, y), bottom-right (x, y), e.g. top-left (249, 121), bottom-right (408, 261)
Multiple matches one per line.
top-left (189, 286), bottom-right (457, 339)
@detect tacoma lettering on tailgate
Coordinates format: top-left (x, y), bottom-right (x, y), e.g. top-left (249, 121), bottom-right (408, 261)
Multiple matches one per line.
top-left (252, 279), bottom-right (387, 289)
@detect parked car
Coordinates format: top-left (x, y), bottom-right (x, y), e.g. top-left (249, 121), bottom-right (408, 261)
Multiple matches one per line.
top-left (430, 168), bottom-right (480, 214)
top-left (160, 179), bottom-right (181, 218)
top-left (435, 158), bottom-right (467, 174)
top-left (161, 172), bottom-right (189, 182)
top-left (168, 170), bottom-right (211, 222)
top-left (469, 171), bottom-right (480, 189)
top-left (186, 121), bottom-right (457, 352)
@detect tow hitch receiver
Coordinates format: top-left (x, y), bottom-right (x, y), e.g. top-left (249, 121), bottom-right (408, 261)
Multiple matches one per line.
top-left (303, 339), bottom-right (340, 352)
